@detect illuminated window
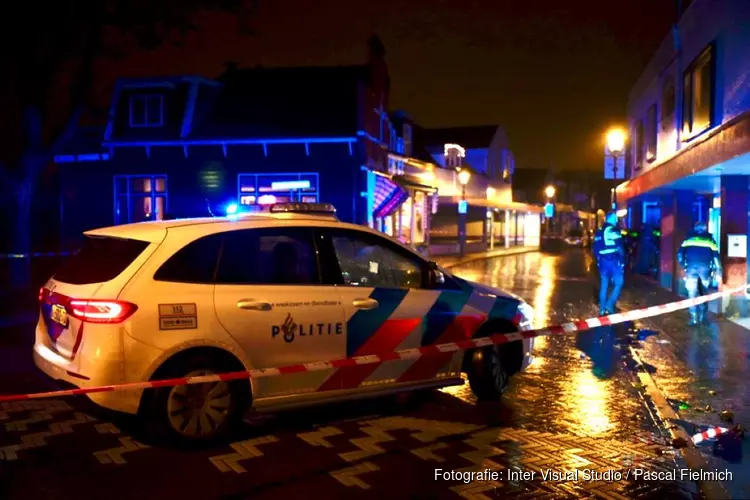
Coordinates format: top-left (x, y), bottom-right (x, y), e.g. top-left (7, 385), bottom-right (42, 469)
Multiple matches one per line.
top-left (645, 104), bottom-right (657, 162)
top-left (634, 121), bottom-right (644, 171)
top-left (237, 173), bottom-right (319, 205)
top-left (682, 45), bottom-right (714, 140)
top-left (661, 78), bottom-right (675, 130)
top-left (113, 175), bottom-right (168, 225)
top-left (129, 94), bottom-right (164, 128)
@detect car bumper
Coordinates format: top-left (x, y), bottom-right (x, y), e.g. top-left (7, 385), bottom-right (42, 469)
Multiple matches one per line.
top-left (33, 343), bottom-right (140, 415)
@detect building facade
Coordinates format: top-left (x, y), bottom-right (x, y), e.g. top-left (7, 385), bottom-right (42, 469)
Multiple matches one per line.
top-left (419, 126), bottom-right (541, 254)
top-left (56, 37), bottom-right (399, 249)
top-left (617, 0), bottom-right (750, 314)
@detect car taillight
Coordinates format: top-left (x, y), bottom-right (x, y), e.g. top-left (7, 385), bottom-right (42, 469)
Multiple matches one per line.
top-left (67, 299), bottom-right (138, 324)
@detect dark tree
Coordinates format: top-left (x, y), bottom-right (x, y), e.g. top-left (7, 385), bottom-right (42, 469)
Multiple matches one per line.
top-left (0, 0), bottom-right (256, 287)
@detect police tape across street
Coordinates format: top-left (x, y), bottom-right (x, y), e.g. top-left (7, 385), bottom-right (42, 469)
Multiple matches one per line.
top-left (0, 283), bottom-right (746, 404)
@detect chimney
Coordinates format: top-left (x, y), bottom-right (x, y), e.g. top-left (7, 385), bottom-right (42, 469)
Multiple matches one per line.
top-left (367, 34), bottom-right (386, 61)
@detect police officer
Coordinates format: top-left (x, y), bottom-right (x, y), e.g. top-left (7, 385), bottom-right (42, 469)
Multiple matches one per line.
top-left (678, 221), bottom-right (722, 326)
top-left (593, 211), bottom-right (625, 316)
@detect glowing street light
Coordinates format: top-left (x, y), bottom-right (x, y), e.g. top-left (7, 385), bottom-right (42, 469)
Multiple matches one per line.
top-left (606, 128), bottom-right (626, 156)
top-left (458, 169), bottom-right (471, 186)
top-left (606, 127), bottom-right (627, 207)
top-left (545, 185), bottom-right (556, 199)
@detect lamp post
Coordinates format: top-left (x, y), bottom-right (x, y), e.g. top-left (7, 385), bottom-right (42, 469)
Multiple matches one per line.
top-left (458, 169), bottom-right (471, 258)
top-left (544, 185), bottom-right (556, 235)
top-left (606, 128), bottom-right (626, 209)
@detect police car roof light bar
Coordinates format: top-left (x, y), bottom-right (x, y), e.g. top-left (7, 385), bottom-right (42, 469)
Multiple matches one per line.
top-left (269, 203), bottom-right (337, 215)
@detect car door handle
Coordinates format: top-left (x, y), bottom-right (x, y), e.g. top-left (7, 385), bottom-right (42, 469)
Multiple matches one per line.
top-left (236, 300), bottom-right (273, 311)
top-left (352, 298), bottom-right (379, 310)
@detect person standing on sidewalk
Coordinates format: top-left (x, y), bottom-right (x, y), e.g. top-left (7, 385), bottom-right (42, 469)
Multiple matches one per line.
top-left (678, 221), bottom-right (722, 326)
top-left (593, 211), bottom-right (625, 316)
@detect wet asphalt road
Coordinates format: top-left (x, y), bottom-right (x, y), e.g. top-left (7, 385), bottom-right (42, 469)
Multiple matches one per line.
top-left (0, 249), bottom-right (703, 499)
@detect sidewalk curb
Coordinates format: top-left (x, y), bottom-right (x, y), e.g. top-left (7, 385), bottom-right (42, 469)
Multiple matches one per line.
top-left (438, 247), bottom-right (538, 270)
top-left (629, 346), bottom-right (730, 500)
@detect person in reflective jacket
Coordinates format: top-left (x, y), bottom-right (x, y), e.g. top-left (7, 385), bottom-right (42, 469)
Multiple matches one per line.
top-left (593, 211), bottom-right (625, 316)
top-left (678, 221), bottom-right (722, 326)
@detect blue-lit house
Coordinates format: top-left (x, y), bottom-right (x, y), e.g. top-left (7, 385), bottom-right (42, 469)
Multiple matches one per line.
top-left (56, 36), bottom-right (412, 245)
top-left (617, 0), bottom-right (750, 315)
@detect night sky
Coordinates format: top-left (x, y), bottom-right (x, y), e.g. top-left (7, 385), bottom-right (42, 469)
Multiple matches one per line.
top-left (102, 0), bottom-right (676, 172)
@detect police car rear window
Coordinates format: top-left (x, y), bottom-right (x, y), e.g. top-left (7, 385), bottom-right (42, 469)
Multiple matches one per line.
top-left (53, 236), bottom-right (150, 285)
top-left (154, 233), bottom-right (224, 284)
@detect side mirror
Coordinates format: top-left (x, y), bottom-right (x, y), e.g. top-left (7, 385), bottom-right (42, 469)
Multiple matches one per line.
top-left (426, 261), bottom-right (445, 287)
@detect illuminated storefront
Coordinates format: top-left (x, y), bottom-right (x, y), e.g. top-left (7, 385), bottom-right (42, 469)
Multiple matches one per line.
top-left (370, 171), bottom-right (435, 249)
top-left (237, 173), bottom-right (319, 206)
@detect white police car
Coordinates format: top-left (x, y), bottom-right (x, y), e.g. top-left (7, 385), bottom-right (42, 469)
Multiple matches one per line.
top-left (35, 203), bottom-right (534, 443)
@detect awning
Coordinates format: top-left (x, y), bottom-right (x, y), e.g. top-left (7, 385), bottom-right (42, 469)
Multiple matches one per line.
top-left (373, 174), bottom-right (409, 218)
top-left (442, 196), bottom-right (545, 214)
top-left (392, 174), bottom-right (437, 193)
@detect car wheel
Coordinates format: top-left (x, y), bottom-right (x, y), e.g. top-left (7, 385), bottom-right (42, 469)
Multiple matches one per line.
top-left (467, 346), bottom-right (509, 401)
top-left (143, 356), bottom-right (247, 445)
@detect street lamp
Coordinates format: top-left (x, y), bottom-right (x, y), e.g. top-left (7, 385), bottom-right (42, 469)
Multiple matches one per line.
top-left (457, 169), bottom-right (471, 258)
top-left (544, 185), bottom-right (555, 235)
top-left (606, 128), bottom-right (626, 208)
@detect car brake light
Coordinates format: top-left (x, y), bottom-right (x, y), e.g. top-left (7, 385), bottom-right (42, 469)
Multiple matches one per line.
top-left (67, 299), bottom-right (138, 324)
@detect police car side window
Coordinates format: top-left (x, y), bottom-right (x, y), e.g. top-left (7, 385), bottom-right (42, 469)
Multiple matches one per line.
top-left (330, 232), bottom-right (423, 289)
top-left (153, 233), bottom-right (224, 283)
top-left (216, 228), bottom-right (320, 285)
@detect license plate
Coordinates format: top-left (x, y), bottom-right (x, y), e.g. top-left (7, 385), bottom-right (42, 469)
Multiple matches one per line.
top-left (51, 304), bottom-right (69, 327)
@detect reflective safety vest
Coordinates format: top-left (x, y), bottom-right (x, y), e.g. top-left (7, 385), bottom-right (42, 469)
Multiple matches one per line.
top-left (678, 233), bottom-right (719, 268)
top-left (593, 224), bottom-right (623, 258)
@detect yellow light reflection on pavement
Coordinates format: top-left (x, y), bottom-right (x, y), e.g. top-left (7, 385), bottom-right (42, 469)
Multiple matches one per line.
top-left (566, 368), bottom-right (612, 436)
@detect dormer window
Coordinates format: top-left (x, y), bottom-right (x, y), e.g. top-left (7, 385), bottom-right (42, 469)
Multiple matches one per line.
top-left (129, 94), bottom-right (164, 128)
top-left (403, 124), bottom-right (413, 156)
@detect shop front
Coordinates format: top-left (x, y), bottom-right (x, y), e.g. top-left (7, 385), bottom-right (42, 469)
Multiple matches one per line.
top-left (369, 172), bottom-right (436, 252)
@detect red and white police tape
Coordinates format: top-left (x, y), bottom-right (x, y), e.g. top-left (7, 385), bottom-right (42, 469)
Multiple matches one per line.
top-left (0, 283), bottom-right (746, 404)
top-left (691, 426), bottom-right (730, 445)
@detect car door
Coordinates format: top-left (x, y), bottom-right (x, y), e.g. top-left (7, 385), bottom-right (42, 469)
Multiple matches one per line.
top-left (316, 228), bottom-right (481, 393)
top-left (213, 226), bottom-right (348, 401)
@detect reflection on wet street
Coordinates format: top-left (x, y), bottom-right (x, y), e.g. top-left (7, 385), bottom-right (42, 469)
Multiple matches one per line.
top-left (442, 249), bottom-right (661, 441)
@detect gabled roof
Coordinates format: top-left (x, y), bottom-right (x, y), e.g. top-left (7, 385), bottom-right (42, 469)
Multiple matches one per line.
top-left (190, 65), bottom-right (367, 138)
top-left (423, 125), bottom-right (500, 149)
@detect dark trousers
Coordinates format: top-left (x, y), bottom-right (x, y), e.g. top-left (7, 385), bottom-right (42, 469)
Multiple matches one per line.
top-left (684, 263), bottom-right (712, 321)
top-left (598, 257), bottom-right (624, 313)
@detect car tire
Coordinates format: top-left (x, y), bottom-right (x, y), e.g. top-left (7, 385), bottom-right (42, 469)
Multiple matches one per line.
top-left (142, 355), bottom-right (248, 446)
top-left (466, 345), bottom-right (509, 401)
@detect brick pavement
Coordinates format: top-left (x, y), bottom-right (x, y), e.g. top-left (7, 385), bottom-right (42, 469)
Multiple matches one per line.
top-left (0, 249), bottom-right (709, 499)
top-left (618, 277), bottom-right (750, 499)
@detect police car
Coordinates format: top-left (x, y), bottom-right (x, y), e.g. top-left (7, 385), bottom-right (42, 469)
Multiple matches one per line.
top-left (35, 203), bottom-right (535, 443)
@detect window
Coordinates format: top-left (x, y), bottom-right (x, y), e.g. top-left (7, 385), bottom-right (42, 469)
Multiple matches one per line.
top-left (129, 94), bottom-right (164, 128)
top-left (634, 121), bottom-right (644, 171)
top-left (154, 234), bottom-right (224, 283)
top-left (54, 236), bottom-right (150, 285)
top-left (682, 45), bottom-right (714, 140)
top-left (330, 231), bottom-right (423, 289)
top-left (238, 173), bottom-right (319, 206)
top-left (645, 104), bottom-right (657, 162)
top-left (114, 175), bottom-right (168, 225)
top-left (216, 228), bottom-right (319, 285)
top-left (661, 78), bottom-right (675, 130)
top-left (403, 124), bottom-right (413, 156)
